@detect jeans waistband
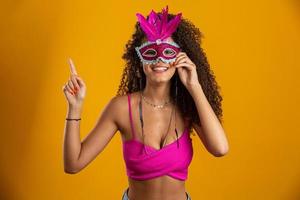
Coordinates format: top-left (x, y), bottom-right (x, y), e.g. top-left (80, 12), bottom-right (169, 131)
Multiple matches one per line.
top-left (121, 187), bottom-right (192, 200)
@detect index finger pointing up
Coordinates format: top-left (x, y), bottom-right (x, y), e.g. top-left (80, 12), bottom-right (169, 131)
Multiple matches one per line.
top-left (68, 57), bottom-right (78, 75)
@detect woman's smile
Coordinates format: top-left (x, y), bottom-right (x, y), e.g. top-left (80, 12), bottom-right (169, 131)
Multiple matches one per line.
top-left (151, 62), bottom-right (172, 74)
top-left (152, 66), bottom-right (169, 73)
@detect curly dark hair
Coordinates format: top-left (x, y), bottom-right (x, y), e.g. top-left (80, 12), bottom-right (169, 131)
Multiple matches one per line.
top-left (116, 12), bottom-right (223, 135)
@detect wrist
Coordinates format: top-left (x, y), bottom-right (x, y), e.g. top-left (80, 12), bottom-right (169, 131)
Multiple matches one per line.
top-left (68, 102), bottom-right (83, 109)
top-left (188, 83), bottom-right (202, 96)
top-left (67, 104), bottom-right (83, 118)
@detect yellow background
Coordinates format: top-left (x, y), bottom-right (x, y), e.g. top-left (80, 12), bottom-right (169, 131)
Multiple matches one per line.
top-left (1, 0), bottom-right (299, 199)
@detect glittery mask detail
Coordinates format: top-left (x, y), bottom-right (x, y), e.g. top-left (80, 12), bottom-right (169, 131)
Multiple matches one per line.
top-left (135, 40), bottom-right (181, 64)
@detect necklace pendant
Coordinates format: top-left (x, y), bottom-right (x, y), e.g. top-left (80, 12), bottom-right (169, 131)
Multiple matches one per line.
top-left (141, 91), bottom-right (170, 109)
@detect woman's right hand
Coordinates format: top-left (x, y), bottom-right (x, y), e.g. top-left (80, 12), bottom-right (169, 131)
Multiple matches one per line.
top-left (62, 58), bottom-right (86, 107)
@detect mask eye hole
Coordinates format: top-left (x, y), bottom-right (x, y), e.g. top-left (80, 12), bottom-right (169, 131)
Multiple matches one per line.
top-left (142, 48), bottom-right (157, 57)
top-left (163, 48), bottom-right (176, 57)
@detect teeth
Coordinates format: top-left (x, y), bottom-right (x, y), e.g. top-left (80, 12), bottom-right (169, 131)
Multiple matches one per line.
top-left (153, 67), bottom-right (168, 72)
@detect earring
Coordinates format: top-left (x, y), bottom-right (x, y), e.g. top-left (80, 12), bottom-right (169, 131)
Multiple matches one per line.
top-left (175, 74), bottom-right (179, 148)
top-left (136, 68), bottom-right (142, 91)
top-left (139, 76), bottom-right (142, 91)
top-left (175, 74), bottom-right (178, 99)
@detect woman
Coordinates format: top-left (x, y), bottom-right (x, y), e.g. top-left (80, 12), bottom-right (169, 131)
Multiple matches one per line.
top-left (62, 6), bottom-right (229, 200)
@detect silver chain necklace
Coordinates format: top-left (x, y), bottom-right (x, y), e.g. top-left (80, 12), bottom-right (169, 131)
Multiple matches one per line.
top-left (141, 91), bottom-right (171, 109)
top-left (139, 92), bottom-right (176, 153)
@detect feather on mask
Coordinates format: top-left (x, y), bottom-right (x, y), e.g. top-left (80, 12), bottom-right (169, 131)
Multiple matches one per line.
top-left (136, 5), bottom-right (182, 42)
top-left (135, 5), bottom-right (182, 64)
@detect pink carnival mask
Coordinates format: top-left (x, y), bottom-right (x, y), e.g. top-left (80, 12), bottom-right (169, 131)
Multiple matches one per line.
top-left (135, 6), bottom-right (182, 64)
top-left (135, 40), bottom-right (181, 64)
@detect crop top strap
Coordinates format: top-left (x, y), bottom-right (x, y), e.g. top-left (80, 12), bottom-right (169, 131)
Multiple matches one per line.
top-left (127, 93), bottom-right (136, 139)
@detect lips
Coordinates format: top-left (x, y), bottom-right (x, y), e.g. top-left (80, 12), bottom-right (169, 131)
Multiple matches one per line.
top-left (152, 66), bottom-right (168, 72)
top-left (151, 63), bottom-right (169, 72)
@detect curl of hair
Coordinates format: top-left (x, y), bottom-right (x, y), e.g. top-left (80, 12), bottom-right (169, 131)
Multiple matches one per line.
top-left (116, 13), bottom-right (223, 135)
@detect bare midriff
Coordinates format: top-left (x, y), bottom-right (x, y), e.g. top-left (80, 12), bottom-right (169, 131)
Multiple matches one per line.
top-left (127, 175), bottom-right (187, 200)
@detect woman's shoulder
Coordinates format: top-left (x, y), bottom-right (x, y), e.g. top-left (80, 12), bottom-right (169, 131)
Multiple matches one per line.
top-left (109, 92), bottom-right (139, 110)
top-left (107, 92), bottom-right (139, 128)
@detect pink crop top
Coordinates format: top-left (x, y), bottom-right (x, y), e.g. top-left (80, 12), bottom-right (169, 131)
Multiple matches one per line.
top-left (122, 93), bottom-right (194, 181)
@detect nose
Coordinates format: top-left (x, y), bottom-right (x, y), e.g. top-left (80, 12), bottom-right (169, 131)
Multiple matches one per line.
top-left (155, 58), bottom-right (168, 66)
top-left (157, 59), bottom-right (164, 64)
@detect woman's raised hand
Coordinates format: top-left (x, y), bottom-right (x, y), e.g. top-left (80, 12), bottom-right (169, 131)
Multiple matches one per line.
top-left (62, 58), bottom-right (86, 107)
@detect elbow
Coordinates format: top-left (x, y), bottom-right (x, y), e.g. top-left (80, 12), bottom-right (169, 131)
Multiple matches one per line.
top-left (64, 163), bottom-right (81, 174)
top-left (211, 145), bottom-right (229, 157)
top-left (64, 168), bottom-right (79, 174)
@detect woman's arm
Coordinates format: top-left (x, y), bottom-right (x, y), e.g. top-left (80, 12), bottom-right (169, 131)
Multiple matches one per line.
top-left (189, 84), bottom-right (229, 157)
top-left (63, 97), bottom-right (119, 174)
top-left (172, 52), bottom-right (228, 156)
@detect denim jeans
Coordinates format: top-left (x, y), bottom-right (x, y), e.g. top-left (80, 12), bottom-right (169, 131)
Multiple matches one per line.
top-left (121, 187), bottom-right (192, 200)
